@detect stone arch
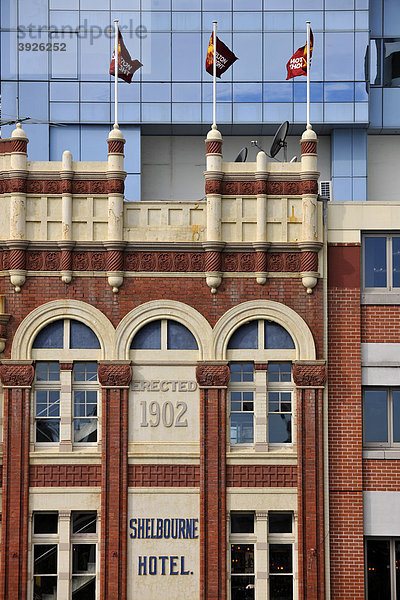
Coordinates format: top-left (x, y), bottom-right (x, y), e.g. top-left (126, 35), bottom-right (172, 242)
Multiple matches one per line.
top-left (213, 300), bottom-right (316, 361)
top-left (11, 299), bottom-right (115, 360)
top-left (115, 300), bottom-right (213, 360)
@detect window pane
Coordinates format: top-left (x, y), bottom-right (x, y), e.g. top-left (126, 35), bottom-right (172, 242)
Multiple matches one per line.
top-left (34, 513), bottom-right (58, 535)
top-left (228, 322), bottom-right (258, 349)
top-left (364, 237), bottom-right (387, 288)
top-left (363, 389), bottom-right (388, 443)
top-left (393, 391), bottom-right (400, 442)
top-left (167, 321), bottom-right (198, 349)
top-left (72, 512), bottom-right (97, 534)
top-left (130, 321), bottom-right (161, 349)
top-left (74, 419), bottom-right (97, 443)
top-left (269, 513), bottom-right (292, 534)
top-left (70, 320), bottom-right (100, 349)
top-left (366, 539), bottom-right (391, 600)
top-left (231, 544), bottom-right (254, 574)
top-left (231, 575), bottom-right (255, 600)
top-left (392, 237), bottom-right (400, 287)
top-left (269, 544), bottom-right (292, 573)
top-left (36, 420), bottom-right (60, 443)
top-left (72, 576), bottom-right (96, 600)
top-left (265, 321), bottom-right (295, 349)
top-left (34, 576), bottom-right (57, 600)
top-left (231, 413), bottom-right (254, 444)
top-left (231, 513), bottom-right (254, 534)
top-left (73, 362), bottom-right (98, 382)
top-left (269, 414), bottom-right (292, 444)
top-left (36, 362), bottom-right (60, 382)
top-left (33, 320), bottom-right (64, 348)
top-left (270, 575), bottom-right (293, 600)
top-left (34, 544), bottom-right (57, 574)
top-left (396, 541), bottom-right (400, 598)
top-left (230, 362), bottom-right (254, 382)
top-left (72, 544), bottom-right (96, 574)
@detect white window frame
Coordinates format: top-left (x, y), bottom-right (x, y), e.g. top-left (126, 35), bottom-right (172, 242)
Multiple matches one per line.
top-left (363, 234), bottom-right (400, 293)
top-left (30, 510), bottom-right (98, 600)
top-left (129, 318), bottom-right (200, 362)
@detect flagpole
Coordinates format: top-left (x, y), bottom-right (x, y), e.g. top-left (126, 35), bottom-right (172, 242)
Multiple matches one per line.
top-left (306, 20), bottom-right (311, 129)
top-left (114, 19), bottom-right (119, 128)
top-left (212, 20), bottom-right (217, 129)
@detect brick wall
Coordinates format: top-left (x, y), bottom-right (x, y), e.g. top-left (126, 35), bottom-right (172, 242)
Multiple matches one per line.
top-left (328, 244), bottom-right (364, 600)
top-left (1, 274), bottom-right (324, 359)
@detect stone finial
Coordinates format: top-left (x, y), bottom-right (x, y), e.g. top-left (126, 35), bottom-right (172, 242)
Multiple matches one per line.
top-left (11, 123), bottom-right (27, 139)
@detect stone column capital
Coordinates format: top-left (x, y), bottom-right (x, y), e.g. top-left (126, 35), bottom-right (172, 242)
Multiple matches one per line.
top-left (196, 363), bottom-right (230, 387)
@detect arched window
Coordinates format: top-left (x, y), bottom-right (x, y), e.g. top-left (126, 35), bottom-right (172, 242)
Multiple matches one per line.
top-left (33, 319), bottom-right (100, 349)
top-left (130, 319), bottom-right (198, 351)
top-left (227, 319), bottom-right (296, 450)
top-left (32, 319), bottom-right (101, 450)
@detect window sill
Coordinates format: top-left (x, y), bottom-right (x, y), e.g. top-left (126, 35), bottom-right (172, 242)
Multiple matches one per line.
top-left (362, 293), bottom-right (400, 305)
top-left (363, 449), bottom-right (400, 459)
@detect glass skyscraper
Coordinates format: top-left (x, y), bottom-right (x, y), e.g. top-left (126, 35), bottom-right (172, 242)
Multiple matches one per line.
top-left (0, 0), bottom-right (399, 202)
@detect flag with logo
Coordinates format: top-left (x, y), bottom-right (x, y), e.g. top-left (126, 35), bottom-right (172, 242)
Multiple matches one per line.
top-left (205, 34), bottom-right (238, 78)
top-left (286, 30), bottom-right (313, 80)
top-left (109, 29), bottom-right (142, 83)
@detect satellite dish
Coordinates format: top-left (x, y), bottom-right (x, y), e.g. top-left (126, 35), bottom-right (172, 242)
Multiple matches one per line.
top-left (234, 147), bottom-right (248, 162)
top-left (270, 121), bottom-right (289, 161)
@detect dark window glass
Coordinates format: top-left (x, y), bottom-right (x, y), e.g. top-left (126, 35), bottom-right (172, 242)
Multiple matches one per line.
top-left (34, 513), bottom-right (58, 535)
top-left (231, 413), bottom-right (254, 444)
top-left (228, 321), bottom-right (258, 349)
top-left (231, 513), bottom-right (254, 534)
top-left (383, 40), bottom-right (400, 87)
top-left (72, 544), bottom-right (96, 600)
top-left (364, 237), bottom-right (387, 288)
top-left (130, 320), bottom-right (161, 349)
top-left (70, 320), bottom-right (100, 349)
top-left (230, 362), bottom-right (254, 382)
top-left (231, 544), bottom-right (254, 573)
top-left (34, 544), bottom-right (57, 574)
top-left (36, 420), bottom-right (60, 443)
top-left (34, 575), bottom-right (57, 600)
top-left (269, 544), bottom-right (292, 573)
top-left (269, 513), bottom-right (292, 534)
top-left (396, 541), bottom-right (400, 598)
top-left (231, 575), bottom-right (255, 600)
top-left (72, 512), bottom-right (97, 534)
top-left (33, 321), bottom-right (63, 349)
top-left (36, 362), bottom-right (60, 382)
top-left (363, 389), bottom-right (388, 443)
top-left (392, 237), bottom-right (400, 287)
top-left (265, 321), bottom-right (295, 349)
top-left (269, 392), bottom-right (292, 444)
top-left (270, 575), bottom-right (293, 600)
top-left (167, 321), bottom-right (198, 350)
top-left (366, 540), bottom-right (391, 600)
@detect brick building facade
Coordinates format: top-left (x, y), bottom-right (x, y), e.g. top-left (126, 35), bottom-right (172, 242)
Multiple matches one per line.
top-left (0, 121), bottom-right (394, 599)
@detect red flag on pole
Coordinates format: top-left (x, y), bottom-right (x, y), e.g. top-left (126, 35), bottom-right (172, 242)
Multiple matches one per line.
top-left (205, 34), bottom-right (238, 78)
top-left (286, 30), bottom-right (313, 80)
top-left (109, 29), bottom-right (142, 83)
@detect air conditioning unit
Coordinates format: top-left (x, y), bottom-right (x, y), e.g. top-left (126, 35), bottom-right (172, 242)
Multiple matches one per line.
top-left (319, 180), bottom-right (333, 201)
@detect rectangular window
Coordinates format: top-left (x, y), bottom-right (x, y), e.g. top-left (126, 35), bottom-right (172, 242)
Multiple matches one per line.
top-left (229, 363), bottom-right (254, 444)
top-left (268, 363), bottom-right (293, 445)
top-left (32, 511), bottom-right (97, 600)
top-left (363, 235), bottom-right (400, 291)
top-left (73, 362), bottom-right (98, 444)
top-left (363, 388), bottom-right (400, 447)
top-left (229, 511), bottom-right (294, 600)
top-left (365, 538), bottom-right (400, 600)
top-left (35, 362), bottom-right (60, 444)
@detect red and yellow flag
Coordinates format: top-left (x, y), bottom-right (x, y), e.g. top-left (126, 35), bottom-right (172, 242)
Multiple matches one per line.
top-left (286, 30), bottom-right (313, 80)
top-left (205, 34), bottom-right (238, 78)
top-left (109, 29), bottom-right (142, 83)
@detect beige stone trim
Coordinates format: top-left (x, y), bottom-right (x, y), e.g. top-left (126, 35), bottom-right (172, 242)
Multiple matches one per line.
top-left (11, 299), bottom-right (115, 360)
top-left (213, 300), bottom-right (316, 361)
top-left (115, 299), bottom-right (213, 360)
